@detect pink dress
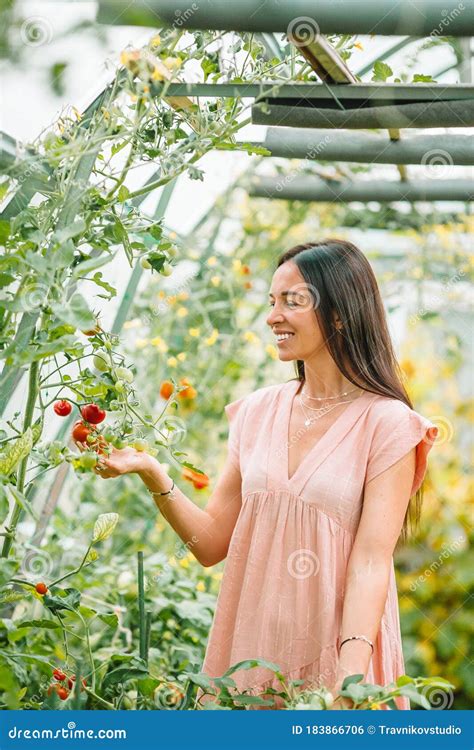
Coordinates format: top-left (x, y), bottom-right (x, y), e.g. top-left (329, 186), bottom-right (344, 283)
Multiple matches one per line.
top-left (199, 379), bottom-right (438, 710)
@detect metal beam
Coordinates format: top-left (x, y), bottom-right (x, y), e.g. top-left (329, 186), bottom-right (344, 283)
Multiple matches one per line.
top-left (97, 0), bottom-right (474, 36)
top-left (150, 82), bottom-right (474, 102)
top-left (249, 176), bottom-right (474, 202)
top-left (251, 99), bottom-right (474, 128)
top-left (256, 130), bottom-right (474, 165)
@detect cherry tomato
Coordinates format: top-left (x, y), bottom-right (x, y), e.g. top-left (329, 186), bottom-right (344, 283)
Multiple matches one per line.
top-left (35, 582), bottom-right (48, 595)
top-left (115, 366), bottom-right (134, 383)
top-left (80, 452), bottom-right (98, 469)
top-left (140, 257), bottom-right (152, 269)
top-left (80, 404), bottom-right (106, 424)
top-left (53, 669), bottom-right (66, 682)
top-left (160, 381), bottom-right (174, 400)
top-left (67, 675), bottom-right (87, 691)
top-left (53, 400), bottom-right (72, 417)
top-left (161, 262), bottom-right (173, 276)
top-left (56, 686), bottom-right (69, 700)
top-left (93, 353), bottom-right (109, 372)
top-left (133, 438), bottom-right (148, 452)
top-left (72, 420), bottom-right (92, 443)
top-left (82, 323), bottom-right (102, 336)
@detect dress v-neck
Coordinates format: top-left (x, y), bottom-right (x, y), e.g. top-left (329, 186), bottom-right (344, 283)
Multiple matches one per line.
top-left (280, 379), bottom-right (373, 494)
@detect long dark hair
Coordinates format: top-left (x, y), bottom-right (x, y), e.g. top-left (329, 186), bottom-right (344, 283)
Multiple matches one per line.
top-left (277, 238), bottom-right (422, 541)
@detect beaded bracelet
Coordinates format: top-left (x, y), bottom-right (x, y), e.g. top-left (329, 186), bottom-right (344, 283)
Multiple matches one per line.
top-left (338, 634), bottom-right (374, 654)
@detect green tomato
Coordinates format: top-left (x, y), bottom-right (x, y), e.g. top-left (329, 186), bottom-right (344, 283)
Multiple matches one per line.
top-left (113, 437), bottom-right (126, 449)
top-left (80, 452), bottom-right (98, 469)
top-left (140, 257), bottom-right (152, 270)
top-left (167, 246), bottom-right (179, 258)
top-left (103, 431), bottom-right (115, 442)
top-left (115, 366), bottom-right (134, 383)
top-left (114, 380), bottom-right (125, 393)
top-left (161, 262), bottom-right (173, 277)
top-left (93, 353), bottom-right (109, 372)
top-left (104, 340), bottom-right (113, 351)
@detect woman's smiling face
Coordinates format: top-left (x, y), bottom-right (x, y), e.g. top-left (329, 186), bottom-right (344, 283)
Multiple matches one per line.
top-left (266, 260), bottom-right (327, 361)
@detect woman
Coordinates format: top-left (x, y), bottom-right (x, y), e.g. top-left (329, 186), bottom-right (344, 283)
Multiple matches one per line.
top-left (80, 239), bottom-right (438, 710)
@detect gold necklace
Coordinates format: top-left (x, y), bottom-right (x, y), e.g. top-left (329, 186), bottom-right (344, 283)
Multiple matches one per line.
top-left (302, 384), bottom-right (359, 401)
top-left (299, 397), bottom-right (353, 427)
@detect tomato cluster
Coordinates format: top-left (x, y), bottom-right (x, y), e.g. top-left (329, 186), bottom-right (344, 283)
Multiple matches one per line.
top-left (182, 466), bottom-right (209, 490)
top-left (48, 670), bottom-right (87, 701)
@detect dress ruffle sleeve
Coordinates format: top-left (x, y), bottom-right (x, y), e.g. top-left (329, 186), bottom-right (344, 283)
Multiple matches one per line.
top-left (224, 394), bottom-right (248, 471)
top-left (365, 399), bottom-right (438, 497)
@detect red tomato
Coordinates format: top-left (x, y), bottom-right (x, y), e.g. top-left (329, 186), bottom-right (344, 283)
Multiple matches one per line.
top-left (56, 687), bottom-right (69, 700)
top-left (53, 669), bottom-right (66, 682)
top-left (80, 403), bottom-right (106, 424)
top-left (72, 420), bottom-right (94, 443)
top-left (53, 400), bottom-right (72, 417)
top-left (67, 675), bottom-right (87, 691)
top-left (35, 582), bottom-right (48, 595)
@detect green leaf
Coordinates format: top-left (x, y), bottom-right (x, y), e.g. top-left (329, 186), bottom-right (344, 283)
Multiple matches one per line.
top-left (15, 619), bottom-right (60, 630)
top-left (341, 673), bottom-right (364, 689)
top-left (72, 251), bottom-right (115, 278)
top-left (0, 220), bottom-right (11, 244)
top-left (53, 238), bottom-right (75, 269)
top-left (117, 186), bottom-right (130, 202)
top-left (0, 559), bottom-right (19, 588)
top-left (113, 218), bottom-right (133, 266)
top-left (102, 657), bottom-right (148, 688)
top-left (0, 428), bottom-right (33, 476)
top-left (92, 512), bottom-right (119, 543)
top-left (6, 485), bottom-right (38, 522)
top-left (231, 694), bottom-right (274, 706)
top-left (53, 218), bottom-right (86, 244)
top-left (98, 612), bottom-right (118, 629)
top-left (371, 61), bottom-right (393, 82)
top-left (43, 587), bottom-right (81, 615)
top-left (413, 74), bottom-right (436, 83)
top-left (223, 658), bottom-right (284, 680)
top-left (90, 272), bottom-right (117, 300)
top-left (51, 292), bottom-right (95, 331)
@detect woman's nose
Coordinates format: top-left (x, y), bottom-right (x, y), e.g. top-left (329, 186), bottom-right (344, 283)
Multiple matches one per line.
top-left (266, 307), bottom-right (284, 326)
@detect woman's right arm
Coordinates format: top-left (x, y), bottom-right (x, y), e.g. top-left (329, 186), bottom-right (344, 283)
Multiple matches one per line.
top-left (137, 453), bottom-right (243, 567)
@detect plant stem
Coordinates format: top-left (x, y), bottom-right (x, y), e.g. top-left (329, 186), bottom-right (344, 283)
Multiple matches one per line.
top-left (1, 360), bottom-right (39, 558)
top-left (49, 542), bottom-right (94, 587)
